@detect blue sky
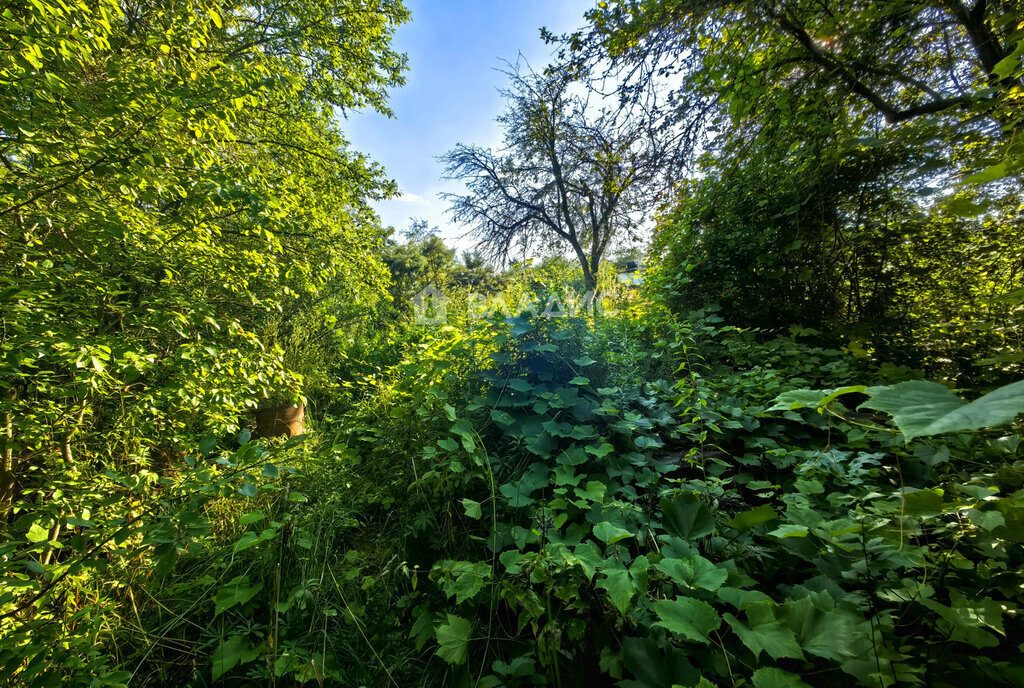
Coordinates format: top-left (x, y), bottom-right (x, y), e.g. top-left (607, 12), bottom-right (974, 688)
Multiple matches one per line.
top-left (342, 0), bottom-right (595, 251)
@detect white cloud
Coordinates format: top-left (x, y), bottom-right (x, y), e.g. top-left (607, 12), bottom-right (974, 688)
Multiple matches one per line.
top-left (395, 193), bottom-right (424, 203)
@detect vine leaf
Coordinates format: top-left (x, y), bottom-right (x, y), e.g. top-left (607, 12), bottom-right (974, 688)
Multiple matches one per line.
top-left (461, 498), bottom-right (482, 519)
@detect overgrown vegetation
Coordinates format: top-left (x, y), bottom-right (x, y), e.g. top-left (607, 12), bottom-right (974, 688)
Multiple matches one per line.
top-left (2, 1), bottom-right (1023, 687)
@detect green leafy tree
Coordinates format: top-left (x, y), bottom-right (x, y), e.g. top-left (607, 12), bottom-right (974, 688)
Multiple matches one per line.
top-left (0, 0), bottom-right (407, 681)
top-left (0, 0), bottom-right (406, 497)
top-left (571, 0), bottom-right (1024, 178)
top-left (569, 0), bottom-right (1022, 380)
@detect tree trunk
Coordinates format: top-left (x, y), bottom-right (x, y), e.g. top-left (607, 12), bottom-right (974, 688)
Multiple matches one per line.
top-left (0, 388), bottom-right (15, 519)
top-left (568, 236), bottom-right (597, 293)
top-left (0, 410), bottom-right (14, 519)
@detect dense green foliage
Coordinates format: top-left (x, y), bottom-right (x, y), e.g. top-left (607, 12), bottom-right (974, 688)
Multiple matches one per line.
top-left (569, 0), bottom-right (1024, 384)
top-left (279, 292), bottom-right (1021, 688)
top-left (0, 0), bottom-right (406, 682)
top-left (650, 111), bottom-right (1024, 382)
top-left (2, 1), bottom-right (1023, 687)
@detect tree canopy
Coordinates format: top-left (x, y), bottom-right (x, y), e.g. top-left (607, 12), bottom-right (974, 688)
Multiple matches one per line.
top-left (571, 0), bottom-right (1024, 179)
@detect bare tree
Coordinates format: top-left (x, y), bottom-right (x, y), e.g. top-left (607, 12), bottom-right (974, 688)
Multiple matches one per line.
top-left (442, 63), bottom-right (687, 291)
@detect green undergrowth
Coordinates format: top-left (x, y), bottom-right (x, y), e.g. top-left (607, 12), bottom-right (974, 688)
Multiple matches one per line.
top-left (5, 299), bottom-right (1022, 687)
top-left (257, 302), bottom-right (1023, 687)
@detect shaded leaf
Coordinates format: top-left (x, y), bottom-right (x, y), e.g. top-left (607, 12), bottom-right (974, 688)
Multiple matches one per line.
top-left (751, 667), bottom-right (811, 688)
top-left (661, 492), bottom-right (715, 540)
top-left (861, 380), bottom-right (1024, 441)
top-left (727, 505), bottom-right (777, 532)
top-left (724, 606), bottom-right (804, 660)
top-left (652, 596), bottom-right (721, 644)
top-left (597, 558), bottom-right (638, 613)
top-left (211, 635), bottom-right (260, 680)
top-left (655, 555), bottom-right (727, 591)
top-left (436, 614), bottom-right (471, 665)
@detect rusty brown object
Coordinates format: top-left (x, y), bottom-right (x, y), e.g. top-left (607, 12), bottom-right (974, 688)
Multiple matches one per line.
top-left (255, 403), bottom-right (305, 438)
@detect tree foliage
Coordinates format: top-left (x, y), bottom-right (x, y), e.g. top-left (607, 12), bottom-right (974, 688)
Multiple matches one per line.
top-left (563, 0), bottom-right (1024, 382)
top-left (0, 0), bottom-right (406, 681)
top-left (0, 0), bottom-right (406, 485)
top-left (573, 0), bottom-right (1024, 178)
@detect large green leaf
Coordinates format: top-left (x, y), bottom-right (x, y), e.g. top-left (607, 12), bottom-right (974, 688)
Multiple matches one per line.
top-left (25, 523), bottom-right (50, 543)
top-left (751, 667), bottom-right (812, 688)
top-left (594, 521), bottom-right (633, 544)
top-left (597, 558), bottom-right (638, 614)
top-left (652, 596), bottom-right (721, 644)
top-left (233, 531), bottom-right (260, 554)
top-left (769, 389), bottom-right (828, 412)
top-left (717, 587), bottom-right (774, 610)
top-left (211, 635), bottom-right (260, 680)
top-left (768, 386), bottom-right (866, 411)
top-left (920, 590), bottom-right (1005, 648)
top-left (861, 380), bottom-right (1024, 441)
top-left (621, 636), bottom-right (701, 688)
top-left (784, 594), bottom-right (868, 661)
top-left (727, 505), bottom-right (777, 532)
top-left (436, 614), bottom-right (471, 665)
top-left (507, 378), bottom-right (533, 392)
top-left (660, 492), bottom-right (715, 540)
top-left (655, 554), bottom-right (727, 591)
top-left (964, 162), bottom-right (1010, 185)
top-left (570, 541), bottom-right (605, 580)
top-left (724, 604), bottom-right (803, 660)
top-left (461, 498), bottom-right (482, 519)
top-left (214, 576), bottom-right (263, 616)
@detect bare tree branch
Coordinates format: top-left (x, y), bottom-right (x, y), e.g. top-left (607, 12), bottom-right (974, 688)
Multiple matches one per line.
top-left (442, 62), bottom-right (690, 289)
